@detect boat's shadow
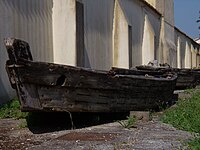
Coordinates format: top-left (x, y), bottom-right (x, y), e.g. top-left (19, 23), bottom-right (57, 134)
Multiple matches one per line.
top-left (26, 94), bottom-right (178, 134)
top-left (26, 112), bottom-right (129, 134)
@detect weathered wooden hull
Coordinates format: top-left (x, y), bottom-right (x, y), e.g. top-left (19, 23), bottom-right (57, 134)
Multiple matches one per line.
top-left (110, 67), bottom-right (166, 76)
top-left (4, 38), bottom-right (177, 112)
top-left (192, 69), bottom-right (200, 85)
top-left (136, 65), bottom-right (199, 90)
top-left (172, 69), bottom-right (199, 90)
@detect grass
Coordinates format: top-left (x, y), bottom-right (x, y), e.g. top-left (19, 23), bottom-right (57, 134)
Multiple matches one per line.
top-left (118, 116), bottom-right (136, 129)
top-left (0, 98), bottom-right (28, 119)
top-left (161, 89), bottom-right (200, 149)
top-left (188, 137), bottom-right (200, 150)
top-left (17, 120), bottom-right (28, 129)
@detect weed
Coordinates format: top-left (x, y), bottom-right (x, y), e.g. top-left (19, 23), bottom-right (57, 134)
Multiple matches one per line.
top-left (118, 116), bottom-right (136, 129)
top-left (18, 120), bottom-right (28, 129)
top-left (161, 89), bottom-right (200, 149)
top-left (184, 88), bottom-right (195, 94)
top-left (161, 90), bottom-right (200, 133)
top-left (188, 137), bottom-right (200, 150)
top-left (0, 98), bottom-right (28, 119)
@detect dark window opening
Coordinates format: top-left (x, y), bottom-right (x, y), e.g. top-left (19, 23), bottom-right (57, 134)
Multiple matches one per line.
top-left (128, 25), bottom-right (132, 68)
top-left (76, 1), bottom-right (84, 67)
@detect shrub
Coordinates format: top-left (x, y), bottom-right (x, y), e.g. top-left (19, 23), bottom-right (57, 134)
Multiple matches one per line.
top-left (0, 98), bottom-right (28, 119)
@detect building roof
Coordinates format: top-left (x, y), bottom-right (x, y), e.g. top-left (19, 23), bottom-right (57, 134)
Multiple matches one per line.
top-left (139, 0), bottom-right (162, 17)
top-left (175, 26), bottom-right (200, 48)
top-left (195, 38), bottom-right (200, 44)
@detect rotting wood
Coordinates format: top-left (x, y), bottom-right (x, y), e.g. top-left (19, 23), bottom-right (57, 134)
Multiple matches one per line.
top-left (136, 65), bottom-right (200, 90)
top-left (4, 38), bottom-right (177, 112)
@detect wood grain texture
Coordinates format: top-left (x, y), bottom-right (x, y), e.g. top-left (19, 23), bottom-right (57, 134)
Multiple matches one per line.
top-left (5, 38), bottom-right (177, 112)
top-left (136, 65), bottom-right (200, 90)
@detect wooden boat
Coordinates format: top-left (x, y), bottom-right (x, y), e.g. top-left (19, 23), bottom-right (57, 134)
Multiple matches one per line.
top-left (4, 38), bottom-right (177, 112)
top-left (192, 69), bottom-right (200, 84)
top-left (109, 67), bottom-right (166, 76)
top-left (136, 65), bottom-right (199, 90)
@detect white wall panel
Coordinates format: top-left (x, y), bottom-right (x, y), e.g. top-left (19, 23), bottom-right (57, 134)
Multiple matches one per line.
top-left (0, 0), bottom-right (53, 104)
top-left (52, 0), bottom-right (76, 66)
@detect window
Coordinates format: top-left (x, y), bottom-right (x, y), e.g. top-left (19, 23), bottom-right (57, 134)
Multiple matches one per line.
top-left (128, 25), bottom-right (132, 68)
top-left (76, 1), bottom-right (84, 67)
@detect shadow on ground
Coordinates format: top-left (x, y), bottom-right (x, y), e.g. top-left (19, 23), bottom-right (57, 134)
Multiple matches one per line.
top-left (26, 112), bottom-right (129, 134)
top-left (25, 93), bottom-right (178, 134)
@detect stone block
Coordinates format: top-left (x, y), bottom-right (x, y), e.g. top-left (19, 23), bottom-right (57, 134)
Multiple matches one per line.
top-left (130, 111), bottom-right (150, 122)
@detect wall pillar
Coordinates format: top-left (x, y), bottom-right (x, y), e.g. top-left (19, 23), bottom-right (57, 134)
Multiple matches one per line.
top-left (184, 42), bottom-right (191, 68)
top-left (142, 15), bottom-right (155, 65)
top-left (113, 0), bottom-right (129, 68)
top-left (177, 37), bottom-right (181, 68)
top-left (191, 46), bottom-right (197, 68)
top-left (52, 0), bottom-right (76, 66)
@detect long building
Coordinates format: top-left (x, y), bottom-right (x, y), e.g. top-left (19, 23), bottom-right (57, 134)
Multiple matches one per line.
top-left (0, 0), bottom-right (200, 105)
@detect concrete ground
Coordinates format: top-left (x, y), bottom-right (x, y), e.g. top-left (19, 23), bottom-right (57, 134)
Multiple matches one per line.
top-left (0, 113), bottom-right (193, 150)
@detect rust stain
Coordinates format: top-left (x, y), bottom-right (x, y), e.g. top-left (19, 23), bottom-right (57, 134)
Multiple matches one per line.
top-left (57, 132), bottom-right (119, 141)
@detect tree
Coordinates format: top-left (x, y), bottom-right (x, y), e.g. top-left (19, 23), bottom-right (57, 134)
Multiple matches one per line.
top-left (197, 11), bottom-right (200, 37)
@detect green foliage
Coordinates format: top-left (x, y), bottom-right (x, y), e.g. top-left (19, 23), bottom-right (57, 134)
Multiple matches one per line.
top-left (0, 99), bottom-right (28, 119)
top-left (18, 120), bottom-right (28, 129)
top-left (161, 90), bottom-right (200, 133)
top-left (188, 137), bottom-right (200, 150)
top-left (118, 116), bottom-right (136, 129)
top-left (161, 89), bottom-right (200, 149)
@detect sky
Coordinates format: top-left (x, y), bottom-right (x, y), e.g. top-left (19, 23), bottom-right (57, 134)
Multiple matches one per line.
top-left (174, 0), bottom-right (200, 39)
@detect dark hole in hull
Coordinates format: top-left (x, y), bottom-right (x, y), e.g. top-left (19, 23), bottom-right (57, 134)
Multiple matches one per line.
top-left (56, 75), bottom-right (66, 86)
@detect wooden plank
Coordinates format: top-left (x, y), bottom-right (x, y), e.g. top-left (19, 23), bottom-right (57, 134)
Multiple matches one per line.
top-left (4, 38), bottom-right (177, 112)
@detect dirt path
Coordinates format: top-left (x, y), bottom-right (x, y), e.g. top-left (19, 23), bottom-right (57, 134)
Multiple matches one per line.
top-left (0, 114), bottom-right (193, 150)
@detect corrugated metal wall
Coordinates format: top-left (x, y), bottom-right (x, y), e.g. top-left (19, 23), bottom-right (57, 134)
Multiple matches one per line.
top-left (82, 0), bottom-right (115, 70)
top-left (0, 0), bottom-right (53, 104)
